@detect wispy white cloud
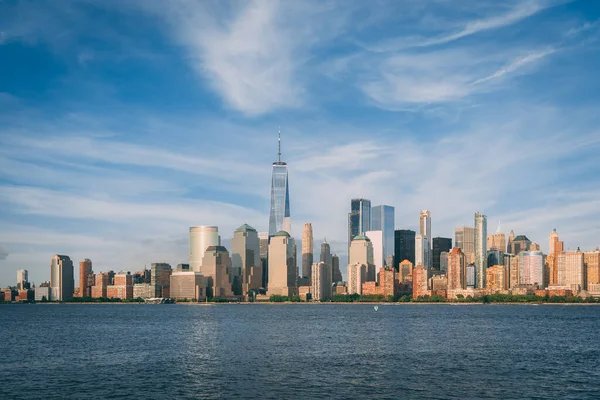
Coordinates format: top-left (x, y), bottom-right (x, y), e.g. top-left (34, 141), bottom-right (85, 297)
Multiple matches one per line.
top-left (359, 44), bottom-right (560, 108)
top-left (359, 1), bottom-right (557, 53)
top-left (417, 1), bottom-right (549, 48)
top-left (471, 48), bottom-right (556, 85)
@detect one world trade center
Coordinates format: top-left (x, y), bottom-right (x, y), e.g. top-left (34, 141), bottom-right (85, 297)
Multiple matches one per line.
top-left (268, 130), bottom-right (291, 237)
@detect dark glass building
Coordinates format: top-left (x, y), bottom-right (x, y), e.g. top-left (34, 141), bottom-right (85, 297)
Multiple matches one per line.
top-left (394, 229), bottom-right (416, 269)
top-left (320, 239), bottom-right (332, 267)
top-left (487, 249), bottom-right (503, 267)
top-left (432, 237), bottom-right (452, 271)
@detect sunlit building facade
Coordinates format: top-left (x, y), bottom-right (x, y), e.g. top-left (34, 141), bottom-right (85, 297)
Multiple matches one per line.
top-left (474, 212), bottom-right (487, 288)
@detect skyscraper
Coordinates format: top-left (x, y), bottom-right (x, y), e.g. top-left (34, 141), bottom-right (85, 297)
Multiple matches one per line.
top-left (16, 269), bottom-right (28, 290)
top-left (348, 198), bottom-right (371, 251)
top-left (232, 224), bottom-right (261, 295)
top-left (347, 263), bottom-right (367, 295)
top-left (332, 254), bottom-right (342, 282)
top-left (267, 231), bottom-right (297, 297)
top-left (419, 210), bottom-right (431, 241)
top-left (349, 235), bottom-right (376, 282)
top-left (466, 263), bottom-right (476, 289)
top-left (302, 223), bottom-right (313, 279)
top-left (584, 250), bottom-right (600, 289)
top-left (151, 263), bottom-right (172, 298)
top-left (201, 246), bottom-right (233, 298)
top-left (487, 232), bottom-right (506, 252)
top-left (558, 250), bottom-right (585, 292)
top-left (311, 261), bottom-right (332, 301)
top-left (440, 251), bottom-right (449, 274)
top-left (447, 247), bottom-right (466, 290)
top-left (415, 234), bottom-right (429, 271)
top-left (549, 229), bottom-right (559, 255)
top-left (79, 259), bottom-right (92, 297)
top-left (474, 212), bottom-right (487, 288)
top-left (487, 265), bottom-right (507, 291)
top-left (508, 255), bottom-right (520, 288)
top-left (547, 229), bottom-right (564, 285)
top-left (412, 264), bottom-right (429, 299)
top-left (189, 226), bottom-right (221, 272)
top-left (258, 232), bottom-right (269, 289)
top-left (519, 251), bottom-right (544, 288)
top-left (510, 235), bottom-right (531, 255)
top-left (432, 237), bottom-right (452, 271)
top-left (372, 205), bottom-right (395, 266)
top-left (394, 229), bottom-right (416, 267)
top-left (455, 226), bottom-right (475, 263)
top-left (506, 230), bottom-right (515, 253)
top-left (365, 230), bottom-right (384, 279)
top-left (320, 239), bottom-right (332, 268)
top-left (487, 249), bottom-right (503, 269)
top-left (50, 254), bottom-right (74, 301)
top-left (419, 210), bottom-right (432, 269)
top-left (268, 131), bottom-right (291, 237)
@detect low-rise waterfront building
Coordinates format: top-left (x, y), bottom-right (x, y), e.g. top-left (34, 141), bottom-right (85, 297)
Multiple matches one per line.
top-left (170, 271), bottom-right (206, 301)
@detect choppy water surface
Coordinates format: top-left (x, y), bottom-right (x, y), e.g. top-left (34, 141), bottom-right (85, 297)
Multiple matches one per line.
top-left (1, 304), bottom-right (599, 399)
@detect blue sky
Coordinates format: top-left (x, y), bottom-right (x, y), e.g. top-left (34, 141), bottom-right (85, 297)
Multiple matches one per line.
top-left (1, 0), bottom-right (600, 286)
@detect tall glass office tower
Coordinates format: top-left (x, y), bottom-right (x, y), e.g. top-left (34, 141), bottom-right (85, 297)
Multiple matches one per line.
top-left (348, 198), bottom-right (371, 251)
top-left (269, 131), bottom-right (291, 237)
top-left (372, 205), bottom-right (395, 267)
top-left (474, 212), bottom-right (488, 288)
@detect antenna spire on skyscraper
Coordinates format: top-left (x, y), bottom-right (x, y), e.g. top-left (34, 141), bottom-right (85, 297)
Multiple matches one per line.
top-left (496, 220), bottom-right (501, 234)
top-left (278, 126), bottom-right (281, 163)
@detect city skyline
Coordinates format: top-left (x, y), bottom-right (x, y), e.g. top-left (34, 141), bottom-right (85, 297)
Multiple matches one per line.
top-left (2, 1), bottom-right (600, 286)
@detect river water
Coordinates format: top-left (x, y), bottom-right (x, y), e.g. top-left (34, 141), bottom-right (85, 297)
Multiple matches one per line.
top-left (1, 304), bottom-right (599, 399)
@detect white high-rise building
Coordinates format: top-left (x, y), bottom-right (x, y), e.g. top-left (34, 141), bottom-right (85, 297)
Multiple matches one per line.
top-left (518, 251), bottom-right (544, 288)
top-left (50, 254), bottom-right (74, 301)
top-left (17, 269), bottom-right (28, 290)
top-left (189, 226), bottom-right (221, 272)
top-left (365, 230), bottom-right (384, 281)
top-left (419, 210), bottom-right (432, 269)
top-left (415, 234), bottom-right (428, 269)
top-left (474, 212), bottom-right (488, 288)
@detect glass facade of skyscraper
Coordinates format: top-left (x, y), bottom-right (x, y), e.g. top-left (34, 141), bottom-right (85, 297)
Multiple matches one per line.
top-left (394, 229), bottom-right (416, 268)
top-left (372, 205), bottom-right (395, 267)
top-left (487, 249), bottom-right (503, 268)
top-left (348, 198), bottom-right (371, 251)
top-left (432, 237), bottom-right (452, 271)
top-left (268, 163), bottom-right (291, 237)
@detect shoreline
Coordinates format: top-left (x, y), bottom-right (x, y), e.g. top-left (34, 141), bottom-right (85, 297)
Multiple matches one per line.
top-left (4, 301), bottom-right (600, 306)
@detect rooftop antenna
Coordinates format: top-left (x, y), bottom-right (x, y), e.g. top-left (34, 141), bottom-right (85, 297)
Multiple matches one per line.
top-left (496, 220), bottom-right (501, 234)
top-left (278, 127), bottom-right (281, 162)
